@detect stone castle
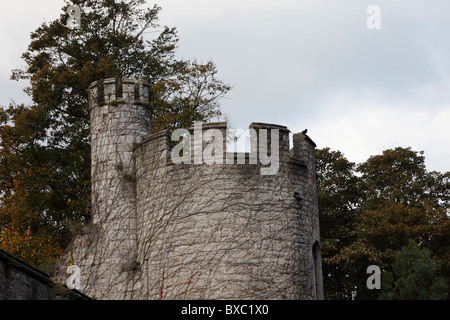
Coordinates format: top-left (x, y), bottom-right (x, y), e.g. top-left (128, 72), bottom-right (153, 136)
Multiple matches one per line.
top-left (53, 78), bottom-right (323, 300)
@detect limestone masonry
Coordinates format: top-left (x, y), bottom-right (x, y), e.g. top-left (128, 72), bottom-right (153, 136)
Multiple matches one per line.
top-left (53, 78), bottom-right (323, 300)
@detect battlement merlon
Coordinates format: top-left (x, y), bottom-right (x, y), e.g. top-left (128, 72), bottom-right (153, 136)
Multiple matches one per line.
top-left (248, 122), bottom-right (290, 154)
top-left (292, 131), bottom-right (317, 163)
top-left (88, 78), bottom-right (150, 110)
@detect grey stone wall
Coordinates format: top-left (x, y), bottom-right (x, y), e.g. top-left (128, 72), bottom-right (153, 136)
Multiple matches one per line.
top-left (53, 78), bottom-right (323, 300)
top-left (0, 249), bottom-right (89, 300)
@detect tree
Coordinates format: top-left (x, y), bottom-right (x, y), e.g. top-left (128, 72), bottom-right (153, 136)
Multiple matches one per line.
top-left (152, 60), bottom-right (230, 132)
top-left (380, 239), bottom-right (448, 300)
top-left (352, 148), bottom-right (450, 299)
top-left (0, 0), bottom-right (230, 268)
top-left (316, 147), bottom-right (450, 299)
top-left (315, 148), bottom-right (361, 299)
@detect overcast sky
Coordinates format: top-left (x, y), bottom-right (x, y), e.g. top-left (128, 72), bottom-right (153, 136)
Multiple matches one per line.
top-left (1, 0), bottom-right (449, 172)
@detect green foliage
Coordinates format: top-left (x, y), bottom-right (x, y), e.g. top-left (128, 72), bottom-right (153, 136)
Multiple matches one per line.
top-left (380, 239), bottom-right (448, 300)
top-left (317, 147), bottom-right (450, 300)
top-left (316, 148), bottom-right (361, 299)
top-left (152, 60), bottom-right (231, 132)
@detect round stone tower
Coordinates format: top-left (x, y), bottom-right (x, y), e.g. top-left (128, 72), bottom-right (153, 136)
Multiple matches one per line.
top-left (132, 122), bottom-right (323, 299)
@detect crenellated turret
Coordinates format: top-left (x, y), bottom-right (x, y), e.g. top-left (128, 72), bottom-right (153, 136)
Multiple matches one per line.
top-left (89, 78), bottom-right (152, 224)
top-left (86, 78), bottom-right (152, 298)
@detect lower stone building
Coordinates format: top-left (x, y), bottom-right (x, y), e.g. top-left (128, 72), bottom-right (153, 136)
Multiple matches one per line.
top-left (0, 248), bottom-right (89, 300)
